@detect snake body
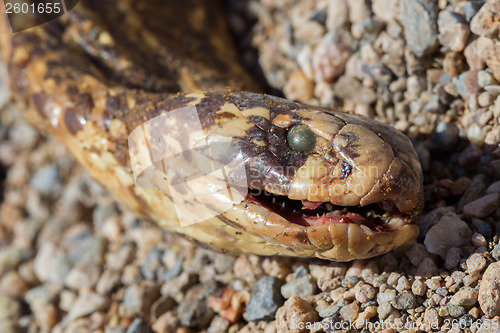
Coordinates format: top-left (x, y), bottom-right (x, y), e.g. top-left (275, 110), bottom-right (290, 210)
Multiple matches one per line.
top-left (1, 0), bottom-right (424, 261)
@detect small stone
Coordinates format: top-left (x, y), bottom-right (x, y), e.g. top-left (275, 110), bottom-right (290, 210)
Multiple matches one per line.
top-left (0, 271), bottom-right (30, 298)
top-left (30, 165), bottom-right (61, 196)
top-left (152, 311), bottom-right (179, 333)
top-left (465, 1), bottom-right (486, 22)
top-left (437, 10), bottom-right (470, 52)
top-left (492, 244), bottom-right (500, 260)
top-left (478, 70), bottom-right (497, 87)
top-left (378, 302), bottom-right (392, 320)
top-left (450, 288), bottom-right (479, 307)
top-left (67, 291), bottom-right (110, 320)
top-left (123, 282), bottom-right (161, 317)
top-left (334, 76), bottom-right (377, 105)
top-left (435, 121), bottom-right (459, 151)
top-left (312, 37), bottom-right (352, 83)
top-left (459, 313), bottom-right (475, 328)
top-left (412, 279), bottom-right (427, 296)
top-left (246, 276), bottom-right (284, 322)
top-left (179, 282), bottom-right (218, 328)
top-left (354, 283), bottom-right (376, 303)
top-left (478, 262), bottom-right (500, 317)
top-left (487, 180), bottom-right (500, 194)
top-left (478, 91), bottom-right (495, 107)
top-left (284, 71), bottom-right (315, 103)
top-left (0, 294), bottom-right (21, 321)
top-left (463, 193), bottom-right (500, 218)
top-left (339, 302), bottom-right (359, 322)
top-left (276, 296), bottom-right (319, 333)
top-left (391, 291), bottom-right (417, 310)
top-left (466, 253), bottom-right (486, 274)
top-left (401, 0), bottom-right (439, 57)
top-left (470, 0), bottom-right (500, 38)
top-left (424, 212), bottom-right (472, 259)
top-left (96, 269), bottom-right (121, 295)
top-left (396, 276), bottom-right (411, 292)
top-left (341, 276), bottom-right (360, 288)
top-left (34, 243), bottom-right (71, 283)
top-left (372, 0), bottom-right (399, 22)
top-left (448, 304), bottom-right (466, 317)
top-left (445, 247), bottom-right (463, 270)
top-left (126, 319), bottom-right (152, 333)
top-left (472, 233), bottom-right (488, 247)
top-left (281, 275), bottom-right (317, 299)
top-left (326, 0), bottom-right (349, 33)
top-left (65, 262), bottom-right (101, 290)
top-left (422, 307), bottom-right (440, 330)
top-left (318, 304), bottom-right (340, 318)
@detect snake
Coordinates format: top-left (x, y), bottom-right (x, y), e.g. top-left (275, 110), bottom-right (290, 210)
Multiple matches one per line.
top-left (0, 0), bottom-right (424, 261)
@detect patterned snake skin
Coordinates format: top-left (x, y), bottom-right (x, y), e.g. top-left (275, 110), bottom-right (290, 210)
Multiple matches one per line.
top-left (0, 0), bottom-right (424, 261)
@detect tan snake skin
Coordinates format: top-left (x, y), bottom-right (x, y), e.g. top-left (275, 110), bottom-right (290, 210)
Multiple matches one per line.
top-left (0, 0), bottom-right (424, 261)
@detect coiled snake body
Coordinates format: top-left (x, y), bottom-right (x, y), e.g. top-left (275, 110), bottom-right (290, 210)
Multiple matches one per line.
top-left (1, 0), bottom-right (423, 261)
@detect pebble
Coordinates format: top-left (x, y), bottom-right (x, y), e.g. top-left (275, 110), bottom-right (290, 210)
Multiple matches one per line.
top-left (487, 180), bottom-right (500, 194)
top-left (0, 270), bottom-right (30, 298)
top-left (450, 287), bottom-right (479, 307)
top-left (422, 307), bottom-right (440, 330)
top-left (464, 1), bottom-right (486, 22)
top-left (178, 282), bottom-right (218, 328)
top-left (67, 291), bottom-right (110, 320)
top-left (275, 296), bottom-right (319, 333)
top-left (30, 165), bottom-right (61, 196)
top-left (463, 193), bottom-right (500, 218)
top-left (478, 262), bottom-right (500, 317)
top-left (123, 282), bottom-right (161, 317)
top-left (64, 262), bottom-right (101, 290)
top-left (125, 319), bottom-right (152, 333)
top-left (391, 291), bottom-right (417, 310)
top-left (437, 10), bottom-right (470, 52)
top-left (372, 0), bottom-right (399, 22)
top-left (354, 283), bottom-right (376, 303)
top-left (339, 302), bottom-right (359, 322)
top-left (284, 71), bottom-right (315, 103)
top-left (401, 0), bottom-right (439, 57)
top-left (318, 304), bottom-right (340, 318)
top-left (466, 253), bottom-right (486, 274)
top-left (281, 275), bottom-right (317, 299)
top-left (312, 38), bottom-right (352, 83)
top-left (478, 70), bottom-right (498, 87)
top-left (377, 302), bottom-right (393, 320)
top-left (246, 276), bottom-right (284, 322)
top-left (33, 243), bottom-right (71, 283)
top-left (424, 212), bottom-right (473, 258)
top-left (326, 0), bottom-right (349, 33)
top-left (470, 0), bottom-right (500, 38)
top-left (412, 279), bottom-right (427, 296)
top-left (445, 247), bottom-right (463, 270)
top-left (448, 304), bottom-right (466, 317)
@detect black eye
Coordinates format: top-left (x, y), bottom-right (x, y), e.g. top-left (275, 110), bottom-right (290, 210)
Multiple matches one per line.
top-left (287, 124), bottom-right (317, 153)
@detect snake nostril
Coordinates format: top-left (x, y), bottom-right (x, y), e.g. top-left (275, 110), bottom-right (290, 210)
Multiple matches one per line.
top-left (341, 161), bottom-right (352, 179)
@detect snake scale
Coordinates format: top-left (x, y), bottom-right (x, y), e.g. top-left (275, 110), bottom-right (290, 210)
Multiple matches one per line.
top-left (1, 0), bottom-right (424, 261)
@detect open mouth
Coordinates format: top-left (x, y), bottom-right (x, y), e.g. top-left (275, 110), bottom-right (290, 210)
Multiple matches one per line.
top-left (246, 189), bottom-right (410, 232)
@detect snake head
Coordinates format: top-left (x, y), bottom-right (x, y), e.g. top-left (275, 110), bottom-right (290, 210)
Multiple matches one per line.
top-left (204, 92), bottom-right (423, 261)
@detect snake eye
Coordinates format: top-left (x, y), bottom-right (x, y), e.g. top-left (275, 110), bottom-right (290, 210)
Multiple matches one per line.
top-left (287, 124), bottom-right (317, 153)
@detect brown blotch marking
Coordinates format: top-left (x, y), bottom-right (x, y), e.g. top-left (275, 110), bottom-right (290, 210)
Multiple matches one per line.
top-left (64, 108), bottom-right (84, 135)
top-left (213, 111), bottom-right (238, 120)
top-left (32, 93), bottom-right (48, 118)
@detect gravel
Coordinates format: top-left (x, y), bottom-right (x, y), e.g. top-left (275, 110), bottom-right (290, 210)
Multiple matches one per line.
top-left (0, 0), bottom-right (499, 331)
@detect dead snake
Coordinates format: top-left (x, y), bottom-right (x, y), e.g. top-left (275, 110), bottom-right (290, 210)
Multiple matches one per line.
top-left (0, 0), bottom-right (423, 261)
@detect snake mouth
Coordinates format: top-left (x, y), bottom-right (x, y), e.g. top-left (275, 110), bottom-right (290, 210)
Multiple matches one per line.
top-left (246, 189), bottom-right (411, 232)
